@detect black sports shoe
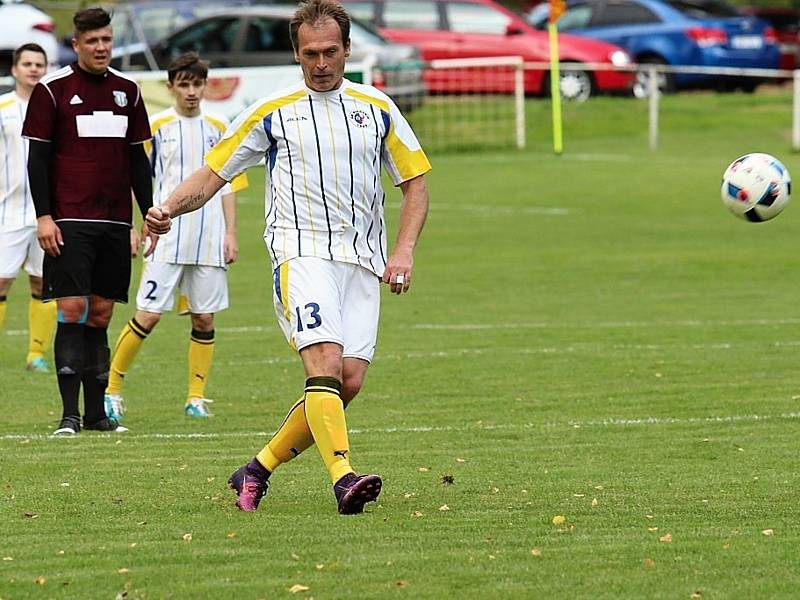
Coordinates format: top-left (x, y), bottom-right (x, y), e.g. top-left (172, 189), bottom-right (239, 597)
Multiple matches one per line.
top-left (52, 416), bottom-right (81, 436)
top-left (228, 462), bottom-right (270, 511)
top-left (83, 417), bottom-right (129, 432)
top-left (334, 473), bottom-right (382, 515)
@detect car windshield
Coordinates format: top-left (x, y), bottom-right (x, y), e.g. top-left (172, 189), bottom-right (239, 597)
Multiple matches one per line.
top-left (666, 0), bottom-right (739, 19)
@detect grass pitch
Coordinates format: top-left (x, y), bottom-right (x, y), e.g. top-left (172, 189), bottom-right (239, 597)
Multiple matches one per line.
top-left (2, 89), bottom-right (800, 598)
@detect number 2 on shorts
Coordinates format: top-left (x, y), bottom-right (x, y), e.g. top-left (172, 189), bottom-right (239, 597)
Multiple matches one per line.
top-left (144, 280), bottom-right (158, 300)
top-left (295, 302), bottom-right (322, 332)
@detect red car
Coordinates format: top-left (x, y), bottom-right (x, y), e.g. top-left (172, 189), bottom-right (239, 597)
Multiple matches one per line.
top-left (341, 0), bottom-right (634, 100)
top-left (740, 7), bottom-right (800, 71)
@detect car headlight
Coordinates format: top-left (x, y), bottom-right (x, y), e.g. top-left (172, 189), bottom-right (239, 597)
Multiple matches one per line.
top-left (610, 50), bottom-right (632, 67)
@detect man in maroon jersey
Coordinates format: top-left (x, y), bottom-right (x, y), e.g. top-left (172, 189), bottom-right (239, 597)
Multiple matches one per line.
top-left (23, 7), bottom-right (157, 435)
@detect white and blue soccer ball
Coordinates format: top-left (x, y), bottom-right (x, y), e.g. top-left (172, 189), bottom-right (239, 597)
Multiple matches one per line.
top-left (721, 153), bottom-right (791, 222)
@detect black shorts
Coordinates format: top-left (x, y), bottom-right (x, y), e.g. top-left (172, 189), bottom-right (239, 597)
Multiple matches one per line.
top-left (43, 221), bottom-right (131, 303)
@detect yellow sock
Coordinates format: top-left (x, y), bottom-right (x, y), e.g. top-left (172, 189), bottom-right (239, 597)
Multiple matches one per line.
top-left (0, 297), bottom-right (6, 329)
top-left (303, 377), bottom-right (353, 484)
top-left (26, 296), bottom-right (57, 363)
top-left (107, 318), bottom-right (150, 395)
top-left (188, 329), bottom-right (214, 399)
top-left (256, 397), bottom-right (315, 471)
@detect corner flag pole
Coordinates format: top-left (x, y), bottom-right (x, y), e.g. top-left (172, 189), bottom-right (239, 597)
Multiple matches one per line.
top-left (548, 0), bottom-right (565, 155)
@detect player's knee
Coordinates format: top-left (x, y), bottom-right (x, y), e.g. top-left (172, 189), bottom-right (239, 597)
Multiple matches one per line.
top-left (87, 297), bottom-right (114, 328)
top-left (190, 313), bottom-right (214, 332)
top-left (136, 310), bottom-right (161, 330)
top-left (0, 278), bottom-right (14, 297)
top-left (341, 377), bottom-right (364, 407)
top-left (29, 276), bottom-right (43, 297)
top-left (57, 297), bottom-right (89, 323)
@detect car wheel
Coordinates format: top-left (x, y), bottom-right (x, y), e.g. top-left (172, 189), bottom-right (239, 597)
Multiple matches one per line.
top-left (633, 57), bottom-right (674, 99)
top-left (559, 67), bottom-right (592, 102)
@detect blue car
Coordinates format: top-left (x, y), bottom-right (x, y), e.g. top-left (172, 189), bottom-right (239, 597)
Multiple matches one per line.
top-left (527, 0), bottom-right (781, 97)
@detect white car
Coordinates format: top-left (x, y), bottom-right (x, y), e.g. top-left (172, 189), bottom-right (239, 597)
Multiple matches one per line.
top-left (0, 0), bottom-right (59, 77)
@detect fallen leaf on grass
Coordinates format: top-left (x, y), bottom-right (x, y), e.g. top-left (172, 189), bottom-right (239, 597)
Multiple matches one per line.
top-left (22, 512), bottom-right (38, 519)
top-left (2, 557), bottom-right (12, 561)
top-left (182, 533), bottom-right (193, 542)
top-left (439, 504), bottom-right (450, 511)
top-left (530, 548), bottom-right (542, 557)
top-left (418, 467), bottom-right (429, 472)
top-left (762, 529), bottom-right (774, 536)
top-left (291, 553), bottom-right (300, 561)
top-left (288, 584), bottom-right (309, 593)
top-left (591, 498), bottom-right (598, 507)
top-left (573, 493), bottom-right (585, 498)
top-left (648, 527), bottom-right (659, 532)
top-left (552, 515), bottom-right (566, 526)
top-left (395, 581), bottom-right (409, 588)
top-left (117, 568), bottom-right (130, 574)
top-left (227, 532), bottom-right (236, 539)
top-left (456, 458), bottom-right (466, 463)
top-left (659, 533), bottom-right (673, 543)
top-left (35, 576), bottom-right (46, 585)
top-left (411, 511), bottom-right (424, 517)
top-left (691, 591), bottom-right (702, 599)
top-left (643, 558), bottom-right (656, 569)
top-left (315, 564), bottom-right (325, 570)
top-left (490, 486), bottom-right (499, 494)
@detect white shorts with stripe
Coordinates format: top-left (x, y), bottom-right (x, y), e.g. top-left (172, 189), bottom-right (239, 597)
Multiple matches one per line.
top-left (0, 226), bottom-right (44, 279)
top-left (273, 257), bottom-right (380, 362)
top-left (136, 261), bottom-right (229, 314)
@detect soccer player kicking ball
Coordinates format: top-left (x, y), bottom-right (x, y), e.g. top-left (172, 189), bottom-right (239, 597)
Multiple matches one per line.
top-left (147, 0), bottom-right (430, 514)
top-left (104, 53), bottom-right (245, 420)
top-left (0, 44), bottom-right (57, 372)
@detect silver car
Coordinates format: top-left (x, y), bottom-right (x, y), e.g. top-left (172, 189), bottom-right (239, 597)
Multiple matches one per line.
top-left (111, 5), bottom-right (425, 110)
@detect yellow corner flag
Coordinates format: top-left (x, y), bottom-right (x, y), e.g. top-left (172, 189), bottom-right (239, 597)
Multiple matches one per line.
top-left (550, 0), bottom-right (566, 23)
top-left (548, 0), bottom-right (565, 154)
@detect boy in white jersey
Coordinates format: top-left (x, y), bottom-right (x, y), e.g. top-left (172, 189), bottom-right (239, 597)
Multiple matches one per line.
top-left (0, 43), bottom-right (57, 372)
top-left (147, 0), bottom-right (431, 515)
top-left (105, 53), bottom-right (247, 419)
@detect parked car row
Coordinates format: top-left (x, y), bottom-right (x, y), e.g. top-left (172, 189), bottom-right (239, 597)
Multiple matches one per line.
top-left (110, 4), bottom-right (426, 111)
top-left (4, 0), bottom-right (800, 104)
top-left (526, 0), bottom-right (784, 96)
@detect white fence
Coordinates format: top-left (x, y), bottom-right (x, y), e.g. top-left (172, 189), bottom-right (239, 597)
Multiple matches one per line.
top-left (3, 61), bottom-right (798, 153)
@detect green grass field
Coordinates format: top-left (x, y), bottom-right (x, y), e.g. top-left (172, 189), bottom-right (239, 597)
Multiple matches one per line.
top-left (2, 90), bottom-right (800, 599)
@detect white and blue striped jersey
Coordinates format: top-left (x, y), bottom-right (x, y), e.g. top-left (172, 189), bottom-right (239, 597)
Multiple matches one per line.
top-left (146, 107), bottom-right (247, 266)
top-left (0, 92), bottom-right (34, 231)
top-left (206, 78), bottom-right (431, 276)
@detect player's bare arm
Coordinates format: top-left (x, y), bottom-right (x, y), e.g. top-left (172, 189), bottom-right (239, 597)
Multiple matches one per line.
top-left (222, 192), bottom-right (238, 265)
top-left (147, 166), bottom-right (226, 234)
top-left (383, 175), bottom-right (429, 295)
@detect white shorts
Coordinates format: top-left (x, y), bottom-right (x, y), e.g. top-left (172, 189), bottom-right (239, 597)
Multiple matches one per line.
top-left (136, 261), bottom-right (229, 314)
top-left (0, 226), bottom-right (44, 279)
top-left (273, 257), bottom-right (380, 362)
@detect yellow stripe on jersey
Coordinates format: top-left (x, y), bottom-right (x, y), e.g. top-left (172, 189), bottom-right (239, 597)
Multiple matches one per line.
top-left (230, 172), bottom-right (248, 193)
top-left (0, 97), bottom-right (16, 111)
top-left (344, 88), bottom-right (431, 183)
top-left (343, 88), bottom-right (389, 113)
top-left (280, 261), bottom-right (291, 321)
top-left (201, 114), bottom-right (248, 192)
top-left (204, 114), bottom-right (227, 134)
top-left (385, 123), bottom-right (432, 183)
top-left (147, 114), bottom-right (176, 158)
top-left (206, 90), bottom-right (308, 177)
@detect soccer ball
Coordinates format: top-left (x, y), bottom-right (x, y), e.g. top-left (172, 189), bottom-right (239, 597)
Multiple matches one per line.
top-left (720, 153), bottom-right (791, 222)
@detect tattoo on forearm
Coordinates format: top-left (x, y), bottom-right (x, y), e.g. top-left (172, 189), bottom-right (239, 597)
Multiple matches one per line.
top-left (176, 188), bottom-right (206, 213)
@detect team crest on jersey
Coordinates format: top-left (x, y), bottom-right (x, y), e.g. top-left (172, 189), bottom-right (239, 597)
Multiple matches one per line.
top-left (350, 110), bottom-right (370, 128)
top-left (112, 90), bottom-right (128, 107)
